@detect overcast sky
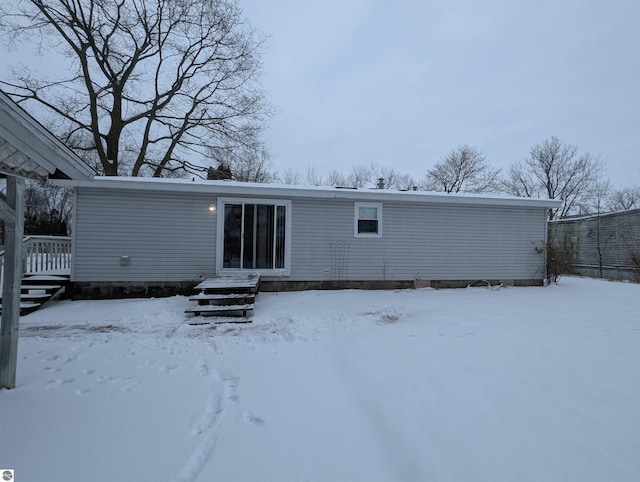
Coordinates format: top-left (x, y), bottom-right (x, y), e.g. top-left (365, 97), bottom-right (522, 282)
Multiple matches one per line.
top-left (1, 0), bottom-right (638, 188)
top-left (242, 0), bottom-right (640, 187)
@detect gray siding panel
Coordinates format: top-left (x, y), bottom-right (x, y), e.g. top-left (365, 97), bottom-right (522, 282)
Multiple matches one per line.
top-left (73, 187), bottom-right (548, 283)
top-left (288, 199), bottom-right (545, 281)
top-left (73, 188), bottom-right (217, 282)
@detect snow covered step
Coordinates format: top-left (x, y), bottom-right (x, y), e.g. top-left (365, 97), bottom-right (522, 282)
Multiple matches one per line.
top-left (21, 284), bottom-right (63, 292)
top-left (20, 293), bottom-right (51, 302)
top-left (190, 292), bottom-right (256, 300)
top-left (0, 302), bottom-right (42, 316)
top-left (194, 274), bottom-right (260, 292)
top-left (189, 293), bottom-right (256, 306)
top-left (185, 304), bottom-right (254, 317)
top-left (186, 275), bottom-right (259, 322)
top-left (188, 316), bottom-right (253, 325)
top-left (0, 302), bottom-right (41, 309)
top-left (21, 275), bottom-right (70, 284)
top-left (0, 274), bottom-right (70, 315)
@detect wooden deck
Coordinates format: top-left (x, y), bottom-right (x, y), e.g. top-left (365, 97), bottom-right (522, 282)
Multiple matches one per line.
top-left (185, 274), bottom-right (259, 322)
top-left (193, 274), bottom-right (260, 291)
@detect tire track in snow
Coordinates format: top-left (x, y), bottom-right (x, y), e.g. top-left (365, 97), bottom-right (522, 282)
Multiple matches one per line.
top-left (170, 361), bottom-right (238, 482)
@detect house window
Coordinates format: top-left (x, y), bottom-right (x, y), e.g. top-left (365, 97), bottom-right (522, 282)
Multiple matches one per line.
top-left (354, 202), bottom-right (382, 238)
top-left (217, 198), bottom-right (291, 274)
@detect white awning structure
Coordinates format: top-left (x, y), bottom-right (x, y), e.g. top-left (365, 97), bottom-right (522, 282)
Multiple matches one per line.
top-left (0, 89), bottom-right (94, 389)
top-left (0, 90), bottom-right (95, 180)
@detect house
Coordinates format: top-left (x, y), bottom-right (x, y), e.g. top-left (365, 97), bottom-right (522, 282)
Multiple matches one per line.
top-left (55, 176), bottom-right (560, 298)
top-left (549, 208), bottom-right (640, 281)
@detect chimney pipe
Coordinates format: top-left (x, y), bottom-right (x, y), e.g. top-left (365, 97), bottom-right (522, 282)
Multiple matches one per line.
top-left (377, 177), bottom-right (385, 189)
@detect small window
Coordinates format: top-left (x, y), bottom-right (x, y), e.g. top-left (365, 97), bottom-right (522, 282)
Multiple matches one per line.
top-left (354, 202), bottom-right (382, 237)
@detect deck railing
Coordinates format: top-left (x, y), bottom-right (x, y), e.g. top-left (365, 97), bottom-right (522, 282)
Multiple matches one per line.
top-left (0, 236), bottom-right (72, 287)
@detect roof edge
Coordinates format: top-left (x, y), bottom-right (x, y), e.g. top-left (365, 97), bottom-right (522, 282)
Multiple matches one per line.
top-left (55, 176), bottom-right (563, 209)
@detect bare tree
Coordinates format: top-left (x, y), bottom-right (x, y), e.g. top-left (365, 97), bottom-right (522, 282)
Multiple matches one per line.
top-left (503, 136), bottom-right (606, 220)
top-left (0, 179), bottom-right (73, 240)
top-left (347, 164), bottom-right (373, 188)
top-left (426, 145), bottom-right (501, 193)
top-left (22, 181), bottom-right (73, 235)
top-left (587, 179), bottom-right (614, 277)
top-left (280, 167), bottom-right (301, 185)
top-left (280, 163), bottom-right (420, 190)
top-left (501, 163), bottom-right (537, 198)
top-left (305, 166), bottom-right (323, 186)
top-left (369, 163), bottom-right (416, 190)
top-left (0, 0), bottom-right (269, 177)
top-left (326, 169), bottom-right (348, 187)
top-left (606, 186), bottom-right (640, 212)
top-left (210, 145), bottom-right (276, 183)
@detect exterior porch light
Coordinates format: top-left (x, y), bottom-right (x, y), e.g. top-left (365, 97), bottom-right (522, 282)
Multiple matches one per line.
top-left (208, 204), bottom-right (217, 213)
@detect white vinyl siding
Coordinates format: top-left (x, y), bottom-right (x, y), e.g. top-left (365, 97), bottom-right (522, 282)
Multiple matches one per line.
top-left (289, 199), bottom-right (546, 282)
top-left (72, 185), bottom-right (549, 284)
top-left (73, 188), bottom-right (217, 282)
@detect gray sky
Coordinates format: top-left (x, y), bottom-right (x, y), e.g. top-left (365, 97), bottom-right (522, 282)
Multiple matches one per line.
top-left (243, 0), bottom-right (640, 187)
top-left (1, 0), bottom-right (637, 188)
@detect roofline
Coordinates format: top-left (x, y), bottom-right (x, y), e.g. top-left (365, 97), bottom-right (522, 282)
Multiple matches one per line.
top-left (55, 176), bottom-right (563, 209)
top-left (0, 89), bottom-right (95, 180)
top-left (550, 207), bottom-right (640, 223)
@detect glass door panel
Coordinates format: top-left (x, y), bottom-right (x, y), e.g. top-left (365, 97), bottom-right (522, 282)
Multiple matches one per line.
top-left (223, 204), bottom-right (243, 268)
top-left (275, 205), bottom-right (286, 269)
top-left (255, 204), bottom-right (275, 269)
top-left (221, 201), bottom-right (287, 272)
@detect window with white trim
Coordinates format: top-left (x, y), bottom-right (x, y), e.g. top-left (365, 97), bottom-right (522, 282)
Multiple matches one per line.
top-left (354, 202), bottom-right (382, 237)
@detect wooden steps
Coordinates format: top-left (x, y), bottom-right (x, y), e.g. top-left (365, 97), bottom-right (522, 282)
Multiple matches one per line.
top-left (185, 274), bottom-right (259, 323)
top-left (0, 274), bottom-right (70, 316)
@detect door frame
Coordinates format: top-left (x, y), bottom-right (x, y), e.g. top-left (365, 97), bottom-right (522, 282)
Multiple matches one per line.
top-left (215, 197), bottom-right (292, 276)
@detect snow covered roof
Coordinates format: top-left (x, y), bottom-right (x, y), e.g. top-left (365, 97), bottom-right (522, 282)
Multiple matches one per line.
top-left (0, 90), bottom-right (95, 180)
top-left (57, 176), bottom-right (561, 209)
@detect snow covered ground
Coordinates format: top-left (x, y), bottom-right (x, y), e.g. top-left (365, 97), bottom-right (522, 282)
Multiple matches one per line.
top-left (1, 277), bottom-right (639, 482)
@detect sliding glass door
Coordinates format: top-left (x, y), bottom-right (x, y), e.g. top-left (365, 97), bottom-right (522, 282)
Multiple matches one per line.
top-left (219, 199), bottom-right (290, 273)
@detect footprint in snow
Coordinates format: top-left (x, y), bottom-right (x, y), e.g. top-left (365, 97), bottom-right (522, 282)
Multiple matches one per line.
top-left (46, 378), bottom-right (75, 389)
top-left (96, 375), bottom-right (119, 384)
top-left (120, 380), bottom-right (142, 392)
top-left (242, 411), bottom-right (265, 426)
top-left (159, 364), bottom-right (181, 374)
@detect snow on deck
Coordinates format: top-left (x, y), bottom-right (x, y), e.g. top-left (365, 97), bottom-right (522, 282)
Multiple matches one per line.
top-left (194, 274), bottom-right (260, 291)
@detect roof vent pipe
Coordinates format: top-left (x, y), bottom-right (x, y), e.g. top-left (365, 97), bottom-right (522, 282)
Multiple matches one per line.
top-left (377, 177), bottom-right (385, 189)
